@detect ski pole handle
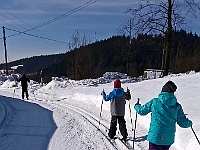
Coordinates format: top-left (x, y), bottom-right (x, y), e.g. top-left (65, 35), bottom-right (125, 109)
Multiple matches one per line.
top-left (127, 87), bottom-right (130, 93)
top-left (136, 98), bottom-right (140, 105)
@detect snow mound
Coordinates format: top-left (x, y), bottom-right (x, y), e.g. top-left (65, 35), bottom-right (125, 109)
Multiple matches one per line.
top-left (40, 72), bottom-right (137, 90)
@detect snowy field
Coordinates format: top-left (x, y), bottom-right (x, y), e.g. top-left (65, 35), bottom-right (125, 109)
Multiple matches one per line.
top-left (0, 71), bottom-right (199, 150)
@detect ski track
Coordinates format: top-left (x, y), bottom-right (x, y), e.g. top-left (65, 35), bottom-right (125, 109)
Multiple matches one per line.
top-left (0, 88), bottom-right (152, 150)
top-left (33, 97), bottom-right (131, 150)
top-left (0, 91), bottom-right (118, 150)
top-left (34, 90), bottom-right (148, 150)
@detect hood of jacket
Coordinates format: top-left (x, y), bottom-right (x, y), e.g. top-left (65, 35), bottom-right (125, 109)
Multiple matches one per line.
top-left (112, 88), bottom-right (124, 97)
top-left (158, 92), bottom-right (177, 106)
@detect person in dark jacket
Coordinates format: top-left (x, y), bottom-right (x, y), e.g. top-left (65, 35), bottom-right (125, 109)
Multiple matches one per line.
top-left (101, 79), bottom-right (131, 141)
top-left (17, 73), bottom-right (30, 100)
top-left (134, 81), bottom-right (192, 150)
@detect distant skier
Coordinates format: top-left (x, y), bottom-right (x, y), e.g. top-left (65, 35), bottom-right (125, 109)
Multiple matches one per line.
top-left (17, 73), bottom-right (30, 100)
top-left (101, 79), bottom-right (131, 141)
top-left (134, 81), bottom-right (192, 150)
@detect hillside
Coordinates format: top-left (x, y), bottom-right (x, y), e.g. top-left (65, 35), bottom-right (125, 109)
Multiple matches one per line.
top-left (0, 54), bottom-right (65, 75)
top-left (44, 30), bottom-right (200, 81)
top-left (1, 30), bottom-right (200, 83)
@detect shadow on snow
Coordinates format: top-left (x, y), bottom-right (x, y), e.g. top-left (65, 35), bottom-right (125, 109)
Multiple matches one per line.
top-left (0, 95), bottom-right (57, 150)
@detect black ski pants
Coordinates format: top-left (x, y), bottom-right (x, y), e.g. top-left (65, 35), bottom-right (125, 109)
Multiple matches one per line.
top-left (22, 87), bottom-right (29, 99)
top-left (108, 116), bottom-right (128, 140)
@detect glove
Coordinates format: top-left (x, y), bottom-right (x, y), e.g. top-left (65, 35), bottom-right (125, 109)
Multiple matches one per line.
top-left (127, 88), bottom-right (130, 93)
top-left (101, 90), bottom-right (106, 95)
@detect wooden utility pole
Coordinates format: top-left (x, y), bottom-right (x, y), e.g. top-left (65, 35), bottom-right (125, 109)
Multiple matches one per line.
top-left (163, 0), bottom-right (172, 76)
top-left (2, 26), bottom-right (8, 75)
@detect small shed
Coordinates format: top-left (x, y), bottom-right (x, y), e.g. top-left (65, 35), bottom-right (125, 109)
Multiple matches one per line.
top-left (143, 69), bottom-right (163, 79)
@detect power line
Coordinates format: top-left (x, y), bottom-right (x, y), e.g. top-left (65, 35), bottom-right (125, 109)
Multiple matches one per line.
top-left (0, 8), bottom-right (30, 31)
top-left (0, 4), bottom-right (83, 50)
top-left (6, 0), bottom-right (98, 38)
top-left (0, 13), bottom-right (23, 32)
top-left (0, 6), bottom-right (31, 28)
top-left (0, 6), bottom-right (69, 52)
top-left (5, 27), bottom-right (68, 43)
top-left (0, 0), bottom-right (99, 63)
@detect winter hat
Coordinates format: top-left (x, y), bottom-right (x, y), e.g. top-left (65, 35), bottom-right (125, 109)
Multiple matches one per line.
top-left (114, 79), bottom-right (121, 88)
top-left (161, 81), bottom-right (177, 93)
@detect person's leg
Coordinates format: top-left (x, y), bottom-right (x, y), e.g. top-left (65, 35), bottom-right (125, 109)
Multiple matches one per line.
top-left (22, 90), bottom-right (24, 99)
top-left (25, 89), bottom-right (29, 99)
top-left (149, 142), bottom-right (170, 150)
top-left (118, 116), bottom-right (128, 140)
top-left (108, 116), bottom-right (117, 139)
top-left (162, 145), bottom-right (171, 150)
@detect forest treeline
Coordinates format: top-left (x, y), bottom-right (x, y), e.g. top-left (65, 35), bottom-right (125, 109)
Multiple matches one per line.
top-left (1, 30), bottom-right (200, 83)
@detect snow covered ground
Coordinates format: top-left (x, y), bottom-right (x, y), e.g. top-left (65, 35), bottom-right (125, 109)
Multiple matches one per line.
top-left (0, 72), bottom-right (199, 150)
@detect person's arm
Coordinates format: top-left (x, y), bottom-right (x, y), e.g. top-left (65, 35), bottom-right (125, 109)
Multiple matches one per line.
top-left (177, 104), bottom-right (192, 128)
top-left (134, 99), bottom-right (153, 115)
top-left (101, 90), bottom-right (113, 101)
top-left (17, 77), bottom-right (21, 82)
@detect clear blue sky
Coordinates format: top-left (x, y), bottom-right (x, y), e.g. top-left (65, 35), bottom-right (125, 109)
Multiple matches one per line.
top-left (0, 0), bottom-right (200, 64)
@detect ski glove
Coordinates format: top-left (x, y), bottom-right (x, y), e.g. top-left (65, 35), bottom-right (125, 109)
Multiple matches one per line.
top-left (101, 90), bottom-right (106, 95)
top-left (127, 88), bottom-right (130, 93)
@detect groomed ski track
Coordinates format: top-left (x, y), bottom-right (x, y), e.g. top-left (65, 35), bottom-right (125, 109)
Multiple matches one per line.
top-left (0, 91), bottom-right (142, 150)
top-left (0, 87), bottom-right (179, 150)
top-left (30, 97), bottom-right (141, 150)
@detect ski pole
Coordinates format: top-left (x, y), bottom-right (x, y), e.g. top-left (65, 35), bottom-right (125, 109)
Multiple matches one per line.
top-left (191, 126), bottom-right (200, 145)
top-left (127, 87), bottom-right (134, 131)
top-left (98, 89), bottom-right (104, 130)
top-left (133, 98), bottom-right (139, 150)
top-left (13, 80), bottom-right (17, 98)
top-left (128, 100), bottom-right (134, 131)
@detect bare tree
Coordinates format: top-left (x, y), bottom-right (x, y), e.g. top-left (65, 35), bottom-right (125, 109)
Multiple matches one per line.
top-left (118, 18), bottom-right (136, 74)
top-left (118, 18), bottom-right (135, 41)
top-left (68, 30), bottom-right (91, 50)
top-left (126, 0), bottom-right (200, 76)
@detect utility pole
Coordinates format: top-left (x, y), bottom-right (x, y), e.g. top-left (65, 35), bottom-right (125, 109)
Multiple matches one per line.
top-left (163, 0), bottom-right (172, 76)
top-left (2, 26), bottom-right (8, 75)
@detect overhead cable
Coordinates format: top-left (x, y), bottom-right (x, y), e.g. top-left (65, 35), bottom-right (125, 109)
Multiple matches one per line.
top-left (6, 0), bottom-right (98, 38)
top-left (5, 27), bottom-right (68, 43)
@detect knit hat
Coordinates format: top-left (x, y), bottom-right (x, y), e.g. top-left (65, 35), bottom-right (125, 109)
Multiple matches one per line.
top-left (114, 79), bottom-right (121, 88)
top-left (161, 81), bottom-right (177, 93)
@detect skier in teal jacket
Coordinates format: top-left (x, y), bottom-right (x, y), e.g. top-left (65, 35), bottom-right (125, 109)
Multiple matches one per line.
top-left (134, 81), bottom-right (192, 150)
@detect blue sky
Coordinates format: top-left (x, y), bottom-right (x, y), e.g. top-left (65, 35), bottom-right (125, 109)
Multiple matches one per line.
top-left (0, 0), bottom-right (200, 64)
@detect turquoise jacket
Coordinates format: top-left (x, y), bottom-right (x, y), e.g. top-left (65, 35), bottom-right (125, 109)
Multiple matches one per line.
top-left (134, 92), bottom-right (192, 145)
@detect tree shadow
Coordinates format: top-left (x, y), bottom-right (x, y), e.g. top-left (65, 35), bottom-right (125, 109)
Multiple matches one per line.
top-left (0, 95), bottom-right (57, 150)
